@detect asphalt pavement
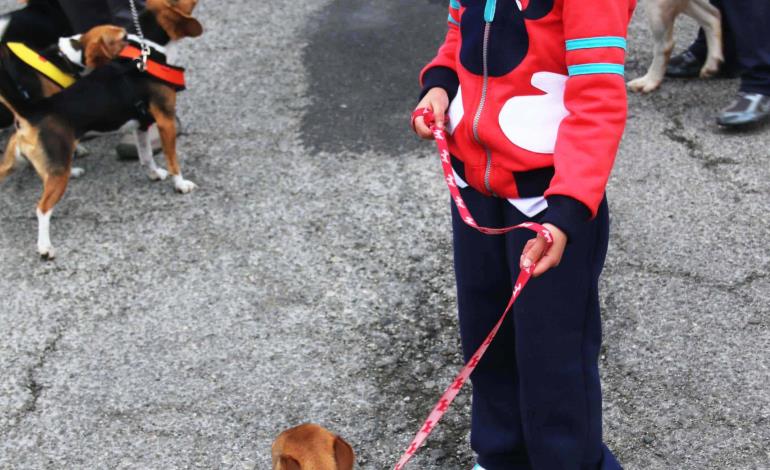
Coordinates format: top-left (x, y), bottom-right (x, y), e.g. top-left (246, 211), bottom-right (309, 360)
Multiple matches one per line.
top-left (0, 0), bottom-right (768, 469)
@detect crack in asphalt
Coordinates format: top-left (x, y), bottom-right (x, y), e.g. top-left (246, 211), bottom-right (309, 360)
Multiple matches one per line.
top-left (662, 117), bottom-right (739, 170)
top-left (618, 259), bottom-right (769, 293)
top-left (1, 327), bottom-right (65, 437)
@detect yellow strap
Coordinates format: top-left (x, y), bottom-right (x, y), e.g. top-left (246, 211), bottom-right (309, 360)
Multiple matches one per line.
top-left (7, 42), bottom-right (76, 88)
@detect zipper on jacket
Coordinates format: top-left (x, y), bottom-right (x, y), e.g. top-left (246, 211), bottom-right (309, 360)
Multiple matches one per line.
top-left (472, 19), bottom-right (495, 195)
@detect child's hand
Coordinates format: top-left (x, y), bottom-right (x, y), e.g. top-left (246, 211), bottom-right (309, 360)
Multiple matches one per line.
top-left (520, 223), bottom-right (567, 277)
top-left (413, 87), bottom-right (449, 139)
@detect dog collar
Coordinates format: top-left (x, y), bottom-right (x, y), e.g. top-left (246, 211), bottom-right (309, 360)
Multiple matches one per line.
top-left (126, 34), bottom-right (167, 56)
top-left (118, 44), bottom-right (186, 90)
top-left (57, 35), bottom-right (86, 72)
top-left (6, 42), bottom-right (76, 88)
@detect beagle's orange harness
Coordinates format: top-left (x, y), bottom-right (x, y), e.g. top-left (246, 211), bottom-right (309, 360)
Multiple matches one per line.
top-left (119, 45), bottom-right (186, 90)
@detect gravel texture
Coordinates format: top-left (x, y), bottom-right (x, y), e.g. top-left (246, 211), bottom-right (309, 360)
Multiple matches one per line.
top-left (0, 0), bottom-right (768, 469)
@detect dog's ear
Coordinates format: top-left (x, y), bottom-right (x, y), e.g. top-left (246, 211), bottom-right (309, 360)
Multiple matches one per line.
top-left (274, 455), bottom-right (301, 470)
top-left (83, 26), bottom-right (127, 67)
top-left (148, 0), bottom-right (203, 40)
top-left (334, 436), bottom-right (355, 470)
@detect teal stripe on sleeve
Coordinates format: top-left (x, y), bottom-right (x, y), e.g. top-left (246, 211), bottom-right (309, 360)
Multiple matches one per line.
top-left (448, 13), bottom-right (460, 26)
top-left (450, 0), bottom-right (461, 9)
top-left (565, 36), bottom-right (627, 51)
top-left (567, 63), bottom-right (625, 77)
top-left (484, 0), bottom-right (496, 22)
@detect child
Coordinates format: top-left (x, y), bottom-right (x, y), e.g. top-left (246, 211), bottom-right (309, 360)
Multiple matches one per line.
top-left (412, 0), bottom-right (635, 469)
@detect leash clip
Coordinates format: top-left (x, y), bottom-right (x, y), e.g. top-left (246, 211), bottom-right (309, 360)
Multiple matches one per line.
top-left (136, 43), bottom-right (150, 72)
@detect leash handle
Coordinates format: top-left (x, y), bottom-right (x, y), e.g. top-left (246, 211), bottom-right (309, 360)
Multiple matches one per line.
top-left (394, 108), bottom-right (553, 470)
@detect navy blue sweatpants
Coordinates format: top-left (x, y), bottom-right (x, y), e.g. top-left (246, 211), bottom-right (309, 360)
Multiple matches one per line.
top-left (451, 186), bottom-right (620, 470)
top-left (687, 0), bottom-right (770, 94)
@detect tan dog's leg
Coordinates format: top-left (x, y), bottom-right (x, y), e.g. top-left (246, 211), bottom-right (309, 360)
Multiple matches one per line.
top-left (36, 170), bottom-right (70, 260)
top-left (149, 95), bottom-right (197, 193)
top-left (0, 132), bottom-right (18, 181)
top-left (628, 0), bottom-right (681, 93)
top-left (135, 128), bottom-right (169, 181)
top-left (685, 0), bottom-right (723, 77)
top-left (18, 123), bottom-right (74, 260)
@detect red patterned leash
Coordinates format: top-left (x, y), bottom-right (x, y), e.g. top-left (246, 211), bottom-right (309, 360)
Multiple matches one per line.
top-left (393, 109), bottom-right (554, 470)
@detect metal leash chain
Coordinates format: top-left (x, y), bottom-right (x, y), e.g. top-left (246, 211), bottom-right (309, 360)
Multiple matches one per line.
top-left (128, 0), bottom-right (150, 71)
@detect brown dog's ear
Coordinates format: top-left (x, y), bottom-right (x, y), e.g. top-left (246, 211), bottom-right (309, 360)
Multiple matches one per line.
top-left (148, 0), bottom-right (203, 40)
top-left (334, 436), bottom-right (355, 470)
top-left (275, 455), bottom-right (301, 470)
top-left (83, 26), bottom-right (127, 68)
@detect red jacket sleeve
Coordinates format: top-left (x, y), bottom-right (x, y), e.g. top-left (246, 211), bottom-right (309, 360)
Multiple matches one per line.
top-left (542, 0), bottom-right (636, 237)
top-left (419, 1), bottom-right (462, 100)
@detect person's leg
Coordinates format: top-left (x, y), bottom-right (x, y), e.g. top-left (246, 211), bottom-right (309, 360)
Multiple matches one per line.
top-left (106, 0), bottom-right (145, 30)
top-left (1, 0), bottom-right (72, 48)
top-left (56, 0), bottom-right (111, 33)
top-left (452, 186), bottom-right (530, 470)
top-left (510, 199), bottom-right (618, 470)
top-left (0, 0), bottom-right (73, 129)
top-left (721, 0), bottom-right (770, 95)
top-left (667, 0), bottom-right (738, 78)
top-left (716, 0), bottom-right (770, 126)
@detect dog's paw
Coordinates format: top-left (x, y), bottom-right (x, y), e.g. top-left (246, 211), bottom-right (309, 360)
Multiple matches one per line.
top-left (148, 167), bottom-right (169, 181)
top-left (74, 144), bottom-right (90, 159)
top-left (38, 244), bottom-right (56, 261)
top-left (71, 167), bottom-right (85, 179)
top-left (173, 175), bottom-right (198, 194)
top-left (699, 62), bottom-right (722, 78)
top-left (627, 76), bottom-right (661, 93)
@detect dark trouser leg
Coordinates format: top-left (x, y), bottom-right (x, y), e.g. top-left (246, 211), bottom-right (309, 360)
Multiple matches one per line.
top-left (720, 0), bottom-right (770, 94)
top-left (106, 0), bottom-right (145, 30)
top-left (453, 187), bottom-right (530, 469)
top-left (1, 0), bottom-right (72, 48)
top-left (56, 0), bottom-right (111, 33)
top-left (57, 0), bottom-right (147, 33)
top-left (0, 0), bottom-right (73, 129)
top-left (513, 198), bottom-right (618, 470)
top-left (453, 186), bottom-right (618, 470)
top-left (686, 0), bottom-right (737, 72)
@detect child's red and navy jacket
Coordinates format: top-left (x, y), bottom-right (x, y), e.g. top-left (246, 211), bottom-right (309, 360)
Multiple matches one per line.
top-left (420, 0), bottom-right (636, 238)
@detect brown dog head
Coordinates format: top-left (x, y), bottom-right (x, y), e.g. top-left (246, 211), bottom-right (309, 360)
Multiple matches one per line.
top-left (79, 25), bottom-right (128, 68)
top-left (272, 424), bottom-right (355, 470)
top-left (146, 0), bottom-right (203, 40)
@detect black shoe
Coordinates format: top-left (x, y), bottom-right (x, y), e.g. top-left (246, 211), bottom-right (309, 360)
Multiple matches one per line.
top-left (716, 93), bottom-right (770, 127)
top-left (666, 50), bottom-right (703, 78)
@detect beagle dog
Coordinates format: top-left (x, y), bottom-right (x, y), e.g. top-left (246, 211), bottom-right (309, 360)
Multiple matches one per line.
top-left (627, 0), bottom-right (722, 93)
top-left (0, 24), bottom-right (128, 170)
top-left (272, 424), bottom-right (355, 470)
top-left (0, 0), bottom-right (203, 259)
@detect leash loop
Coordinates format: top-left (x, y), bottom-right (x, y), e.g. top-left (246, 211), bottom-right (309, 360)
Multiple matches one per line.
top-left (394, 108), bottom-right (553, 470)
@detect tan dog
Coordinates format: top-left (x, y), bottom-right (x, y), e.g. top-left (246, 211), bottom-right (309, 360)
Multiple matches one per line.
top-left (272, 424), bottom-right (355, 470)
top-left (627, 0), bottom-right (722, 93)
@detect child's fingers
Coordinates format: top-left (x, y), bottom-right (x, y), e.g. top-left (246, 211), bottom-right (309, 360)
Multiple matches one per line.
top-left (521, 237), bottom-right (547, 270)
top-left (532, 253), bottom-right (559, 277)
top-left (432, 101), bottom-right (446, 130)
top-left (413, 116), bottom-right (434, 139)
